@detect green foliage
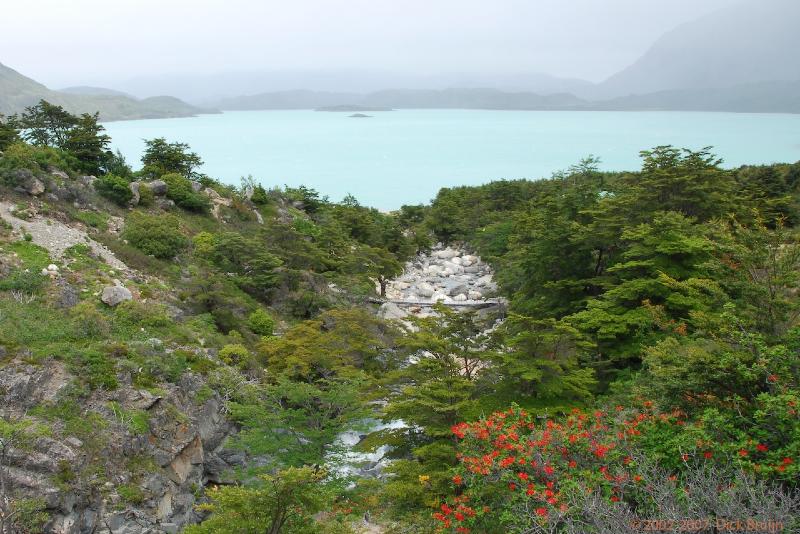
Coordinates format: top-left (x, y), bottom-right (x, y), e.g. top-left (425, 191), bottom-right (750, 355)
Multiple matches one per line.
top-left (247, 308), bottom-right (275, 336)
top-left (15, 100), bottom-right (111, 174)
top-left (230, 375), bottom-right (367, 466)
top-left (95, 173), bottom-right (133, 206)
top-left (161, 172), bottom-right (211, 212)
top-left (185, 467), bottom-right (330, 534)
top-left (140, 137), bottom-right (203, 179)
top-left (116, 484), bottom-right (145, 505)
top-left (61, 112), bottom-right (112, 175)
top-left (218, 343), bottom-right (251, 367)
top-left (0, 114), bottom-right (19, 150)
top-left (258, 308), bottom-right (395, 380)
top-left (122, 212), bottom-right (188, 259)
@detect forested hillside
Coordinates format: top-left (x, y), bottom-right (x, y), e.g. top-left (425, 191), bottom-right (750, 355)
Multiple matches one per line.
top-left (0, 103), bottom-right (798, 533)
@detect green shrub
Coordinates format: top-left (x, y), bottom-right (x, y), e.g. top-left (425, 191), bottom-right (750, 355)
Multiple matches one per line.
top-left (70, 302), bottom-right (109, 338)
top-left (251, 184), bottom-right (269, 205)
top-left (218, 344), bottom-right (250, 366)
top-left (162, 172), bottom-right (211, 212)
top-left (95, 173), bottom-right (133, 206)
top-left (122, 212), bottom-right (188, 259)
top-left (117, 484), bottom-right (145, 504)
top-left (138, 183), bottom-right (154, 206)
top-left (71, 209), bottom-right (109, 230)
top-left (0, 268), bottom-right (46, 293)
top-left (247, 308), bottom-right (275, 336)
top-left (192, 231), bottom-right (215, 256)
top-left (64, 347), bottom-right (118, 390)
top-left (0, 142), bottom-right (38, 173)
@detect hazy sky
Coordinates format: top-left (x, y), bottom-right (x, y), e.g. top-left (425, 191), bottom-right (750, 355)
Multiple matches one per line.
top-left (3, 0), bottom-right (743, 88)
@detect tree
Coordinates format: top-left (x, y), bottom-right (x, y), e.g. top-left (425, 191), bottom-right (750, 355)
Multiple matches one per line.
top-left (229, 375), bottom-right (367, 466)
top-left (18, 100), bottom-right (76, 148)
top-left (186, 467), bottom-right (330, 534)
top-left (62, 112), bottom-right (111, 175)
top-left (490, 315), bottom-right (595, 404)
top-left (375, 305), bottom-right (498, 510)
top-left (343, 246), bottom-right (403, 297)
top-left (140, 137), bottom-right (203, 179)
top-left (0, 115), bottom-right (19, 151)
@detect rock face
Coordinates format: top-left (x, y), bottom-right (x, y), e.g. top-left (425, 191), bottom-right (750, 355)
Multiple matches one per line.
top-left (148, 180), bottom-right (168, 196)
top-left (101, 285), bottom-right (133, 306)
top-left (384, 244), bottom-right (498, 304)
top-left (0, 361), bottom-right (241, 534)
top-left (12, 169), bottom-right (46, 196)
top-left (129, 182), bottom-right (141, 206)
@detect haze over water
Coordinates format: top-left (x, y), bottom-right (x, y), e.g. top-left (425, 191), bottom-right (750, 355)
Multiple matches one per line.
top-left (104, 110), bottom-right (800, 210)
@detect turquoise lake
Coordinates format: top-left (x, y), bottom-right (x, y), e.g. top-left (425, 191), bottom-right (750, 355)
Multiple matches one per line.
top-left (103, 110), bottom-right (800, 210)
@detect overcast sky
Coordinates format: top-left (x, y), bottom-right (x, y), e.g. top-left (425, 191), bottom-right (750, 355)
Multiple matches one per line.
top-left (3, 0), bottom-right (743, 88)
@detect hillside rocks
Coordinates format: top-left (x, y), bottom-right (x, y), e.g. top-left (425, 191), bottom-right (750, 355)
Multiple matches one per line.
top-left (384, 243), bottom-right (497, 304)
top-left (148, 180), bottom-right (168, 196)
top-left (0, 360), bottom-right (242, 534)
top-left (101, 285), bottom-right (133, 306)
top-left (0, 200), bottom-right (129, 271)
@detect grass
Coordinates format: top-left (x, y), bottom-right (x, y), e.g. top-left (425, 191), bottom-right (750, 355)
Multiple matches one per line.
top-left (69, 208), bottom-right (109, 231)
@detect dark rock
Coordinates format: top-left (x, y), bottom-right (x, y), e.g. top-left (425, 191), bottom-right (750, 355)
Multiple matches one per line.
top-left (56, 281), bottom-right (80, 308)
top-left (148, 180), bottom-right (168, 195)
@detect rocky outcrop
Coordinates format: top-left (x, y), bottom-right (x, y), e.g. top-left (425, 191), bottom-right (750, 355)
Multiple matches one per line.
top-left (129, 182), bottom-right (140, 206)
top-left (148, 180), bottom-right (168, 196)
top-left (0, 361), bottom-right (242, 534)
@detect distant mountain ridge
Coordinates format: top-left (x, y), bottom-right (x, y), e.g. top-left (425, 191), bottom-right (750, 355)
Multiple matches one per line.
top-left (595, 0), bottom-right (800, 98)
top-left (210, 81), bottom-right (800, 114)
top-left (0, 62), bottom-right (216, 121)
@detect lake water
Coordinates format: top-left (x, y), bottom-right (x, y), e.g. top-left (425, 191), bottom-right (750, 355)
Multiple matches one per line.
top-left (104, 110), bottom-right (800, 210)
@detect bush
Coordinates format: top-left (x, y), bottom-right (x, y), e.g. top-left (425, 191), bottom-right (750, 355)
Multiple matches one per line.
top-left (95, 173), bottom-right (133, 206)
top-left (122, 212), bottom-right (188, 259)
top-left (138, 183), bottom-right (154, 206)
top-left (247, 308), bottom-right (275, 336)
top-left (161, 172), bottom-right (211, 212)
top-left (218, 344), bottom-right (250, 367)
top-left (0, 268), bottom-right (46, 293)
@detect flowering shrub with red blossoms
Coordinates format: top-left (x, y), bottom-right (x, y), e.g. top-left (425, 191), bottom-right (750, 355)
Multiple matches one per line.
top-left (434, 404), bottom-right (799, 533)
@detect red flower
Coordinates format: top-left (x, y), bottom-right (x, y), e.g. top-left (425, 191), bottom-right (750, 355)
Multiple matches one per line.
top-left (535, 507), bottom-right (548, 517)
top-left (738, 449), bottom-right (749, 457)
top-left (508, 483), bottom-right (516, 491)
top-left (543, 465), bottom-right (555, 476)
top-left (610, 495), bottom-right (620, 502)
top-left (518, 472), bottom-right (529, 481)
top-left (452, 475), bottom-right (463, 485)
top-left (455, 511), bottom-right (465, 521)
top-left (767, 374), bottom-right (779, 383)
top-left (441, 503), bottom-right (452, 515)
top-left (756, 443), bottom-right (769, 452)
top-left (703, 451), bottom-right (713, 459)
top-left (782, 457), bottom-right (793, 465)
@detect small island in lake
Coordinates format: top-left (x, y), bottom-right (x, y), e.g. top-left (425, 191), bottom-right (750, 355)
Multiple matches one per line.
top-left (349, 113), bottom-right (372, 118)
top-left (315, 104), bottom-right (393, 112)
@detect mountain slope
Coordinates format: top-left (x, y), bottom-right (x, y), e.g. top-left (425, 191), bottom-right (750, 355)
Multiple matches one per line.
top-left (0, 62), bottom-right (215, 121)
top-left (596, 0), bottom-right (800, 97)
top-left (589, 80), bottom-right (800, 114)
